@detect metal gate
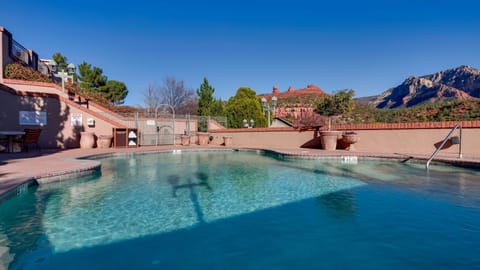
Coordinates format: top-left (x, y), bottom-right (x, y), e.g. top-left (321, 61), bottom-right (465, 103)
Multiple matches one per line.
top-left (136, 112), bottom-right (175, 146)
top-left (100, 111), bottom-right (227, 146)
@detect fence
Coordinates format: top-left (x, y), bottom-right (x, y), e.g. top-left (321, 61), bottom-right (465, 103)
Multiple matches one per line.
top-left (6, 35), bottom-right (50, 75)
top-left (11, 39), bottom-right (29, 64)
top-left (96, 111), bottom-right (227, 146)
top-left (196, 115), bottom-right (228, 132)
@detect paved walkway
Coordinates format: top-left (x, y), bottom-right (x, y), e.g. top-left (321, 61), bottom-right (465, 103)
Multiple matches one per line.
top-left (1, 146), bottom-right (479, 202)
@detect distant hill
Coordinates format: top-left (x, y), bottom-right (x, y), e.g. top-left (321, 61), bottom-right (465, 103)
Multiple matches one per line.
top-left (354, 95), bottom-right (378, 105)
top-left (369, 65), bottom-right (480, 108)
top-left (347, 99), bottom-right (480, 124)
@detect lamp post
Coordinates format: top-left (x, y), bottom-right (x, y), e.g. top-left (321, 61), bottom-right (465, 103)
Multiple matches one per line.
top-left (261, 96), bottom-right (277, 128)
top-left (49, 60), bottom-right (75, 97)
top-left (243, 119), bottom-right (254, 128)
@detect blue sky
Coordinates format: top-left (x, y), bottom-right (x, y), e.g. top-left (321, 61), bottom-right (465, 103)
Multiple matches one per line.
top-left (2, 0), bottom-right (480, 106)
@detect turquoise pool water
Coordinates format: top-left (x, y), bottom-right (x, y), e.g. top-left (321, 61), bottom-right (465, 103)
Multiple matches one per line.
top-left (1, 150), bottom-right (479, 269)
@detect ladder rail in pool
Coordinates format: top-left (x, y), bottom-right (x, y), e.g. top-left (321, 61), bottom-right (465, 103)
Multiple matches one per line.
top-left (426, 124), bottom-right (462, 169)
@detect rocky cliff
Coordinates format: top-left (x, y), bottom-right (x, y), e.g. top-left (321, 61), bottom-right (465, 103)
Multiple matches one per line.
top-left (370, 65), bottom-right (480, 108)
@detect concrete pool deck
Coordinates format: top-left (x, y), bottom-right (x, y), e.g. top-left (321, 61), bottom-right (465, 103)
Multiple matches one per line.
top-left (1, 146), bottom-right (479, 202)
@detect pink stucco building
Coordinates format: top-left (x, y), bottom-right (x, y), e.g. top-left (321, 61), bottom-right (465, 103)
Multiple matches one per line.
top-left (2, 26), bottom-right (479, 158)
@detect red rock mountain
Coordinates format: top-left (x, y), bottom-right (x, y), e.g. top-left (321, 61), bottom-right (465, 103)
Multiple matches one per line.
top-left (371, 65), bottom-right (480, 108)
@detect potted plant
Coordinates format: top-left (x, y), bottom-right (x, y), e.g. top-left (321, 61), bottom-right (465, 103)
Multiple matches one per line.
top-left (315, 89), bottom-right (355, 150)
top-left (342, 131), bottom-right (359, 151)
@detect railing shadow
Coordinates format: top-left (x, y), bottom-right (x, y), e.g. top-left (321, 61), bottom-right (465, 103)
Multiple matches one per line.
top-left (167, 171), bottom-right (212, 224)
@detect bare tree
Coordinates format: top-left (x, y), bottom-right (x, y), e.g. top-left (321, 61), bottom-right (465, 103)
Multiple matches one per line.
top-left (159, 76), bottom-right (196, 113)
top-left (143, 82), bottom-right (160, 114)
top-left (176, 96), bottom-right (199, 115)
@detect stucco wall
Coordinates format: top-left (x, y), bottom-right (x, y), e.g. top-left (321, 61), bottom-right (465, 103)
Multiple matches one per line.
top-left (3, 81), bottom-right (61, 95)
top-left (0, 89), bottom-right (117, 148)
top-left (351, 129), bottom-right (476, 156)
top-left (209, 128), bottom-right (316, 149)
top-left (210, 125), bottom-right (479, 157)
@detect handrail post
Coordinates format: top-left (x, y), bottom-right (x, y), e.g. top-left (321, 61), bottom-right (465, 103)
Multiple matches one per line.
top-left (426, 124), bottom-right (461, 169)
top-left (459, 126), bottom-right (463, 159)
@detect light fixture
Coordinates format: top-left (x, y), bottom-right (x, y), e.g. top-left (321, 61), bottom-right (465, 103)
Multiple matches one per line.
top-left (243, 119), bottom-right (254, 128)
top-left (261, 95), bottom-right (277, 128)
top-left (49, 60), bottom-right (57, 73)
top-left (67, 63), bottom-right (76, 74)
top-left (49, 61), bottom-right (75, 97)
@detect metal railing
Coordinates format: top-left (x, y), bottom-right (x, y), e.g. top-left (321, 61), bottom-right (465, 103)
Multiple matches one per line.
top-left (426, 124), bottom-right (462, 169)
top-left (196, 115), bottom-right (228, 132)
top-left (11, 39), bottom-right (29, 64)
top-left (84, 109), bottom-right (227, 146)
top-left (37, 59), bottom-right (50, 75)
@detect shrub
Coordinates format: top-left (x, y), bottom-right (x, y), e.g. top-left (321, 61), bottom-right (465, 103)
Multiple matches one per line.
top-left (4, 62), bottom-right (51, 82)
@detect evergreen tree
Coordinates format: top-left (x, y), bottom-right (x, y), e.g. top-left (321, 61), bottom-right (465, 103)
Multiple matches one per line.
top-left (211, 98), bottom-right (225, 116)
top-left (52, 52), bottom-right (68, 70)
top-left (77, 61), bottom-right (107, 91)
top-left (225, 87), bottom-right (267, 128)
top-left (197, 77), bottom-right (215, 116)
top-left (99, 80), bottom-right (128, 105)
top-left (196, 77), bottom-right (224, 117)
top-left (77, 61), bottom-right (129, 104)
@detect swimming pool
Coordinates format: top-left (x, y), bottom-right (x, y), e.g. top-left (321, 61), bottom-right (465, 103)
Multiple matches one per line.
top-left (1, 150), bottom-right (479, 269)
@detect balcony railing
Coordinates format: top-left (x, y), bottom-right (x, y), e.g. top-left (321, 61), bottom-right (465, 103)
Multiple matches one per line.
top-left (37, 59), bottom-right (50, 75)
top-left (11, 39), bottom-right (29, 65)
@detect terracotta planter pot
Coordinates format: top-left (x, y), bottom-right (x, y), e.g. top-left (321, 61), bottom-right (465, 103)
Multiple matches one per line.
top-left (98, 135), bottom-right (113, 148)
top-left (197, 132), bottom-right (210, 145)
top-left (342, 133), bottom-right (359, 151)
top-left (223, 136), bottom-right (233, 146)
top-left (342, 134), bottom-right (359, 144)
top-left (181, 135), bottom-right (190, 146)
top-left (80, 132), bottom-right (95, 148)
top-left (320, 131), bottom-right (341, 151)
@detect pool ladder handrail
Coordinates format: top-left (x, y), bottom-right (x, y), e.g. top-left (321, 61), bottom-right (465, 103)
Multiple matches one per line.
top-left (426, 124), bottom-right (462, 169)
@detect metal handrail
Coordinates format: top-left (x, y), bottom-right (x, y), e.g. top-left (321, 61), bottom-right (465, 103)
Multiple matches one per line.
top-left (11, 39), bottom-right (29, 64)
top-left (426, 124), bottom-right (462, 169)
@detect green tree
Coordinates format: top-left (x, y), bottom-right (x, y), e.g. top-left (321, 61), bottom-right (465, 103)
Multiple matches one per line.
top-left (77, 61), bottom-right (107, 91)
top-left (211, 98), bottom-right (225, 116)
top-left (315, 89), bottom-right (355, 129)
top-left (197, 77), bottom-right (215, 116)
top-left (52, 52), bottom-right (78, 81)
top-left (99, 80), bottom-right (128, 105)
top-left (225, 87), bottom-right (266, 128)
top-left (77, 61), bottom-right (129, 105)
top-left (196, 77), bottom-right (224, 117)
top-left (52, 52), bottom-right (68, 70)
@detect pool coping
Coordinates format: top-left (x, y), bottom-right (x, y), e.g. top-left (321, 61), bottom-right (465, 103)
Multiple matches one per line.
top-left (1, 146), bottom-right (479, 203)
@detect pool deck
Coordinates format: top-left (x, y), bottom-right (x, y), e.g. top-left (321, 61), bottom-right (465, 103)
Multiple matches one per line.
top-left (1, 145), bottom-right (479, 202)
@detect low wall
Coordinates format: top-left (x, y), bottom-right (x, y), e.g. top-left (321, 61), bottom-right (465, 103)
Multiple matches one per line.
top-left (210, 122), bottom-right (480, 157)
top-left (209, 128), bottom-right (315, 149)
